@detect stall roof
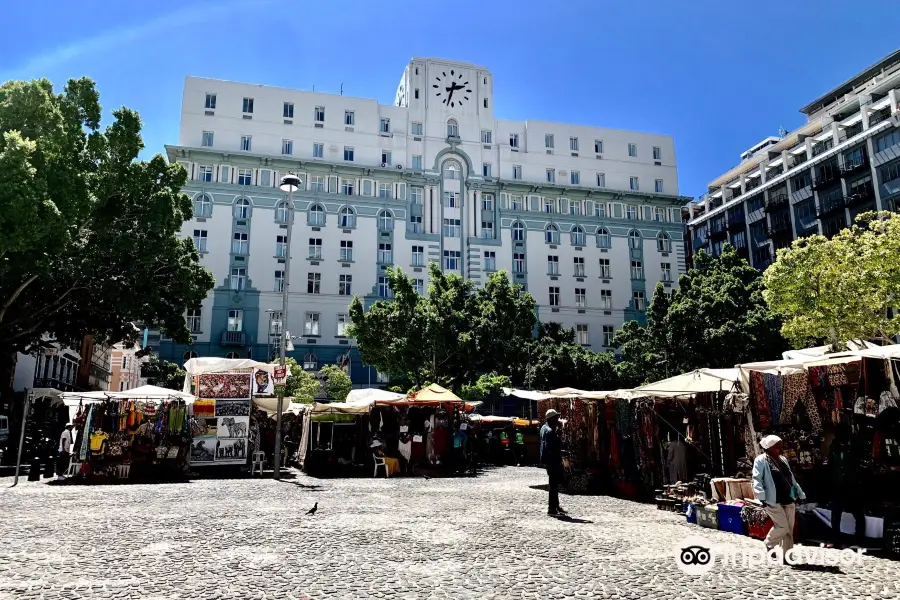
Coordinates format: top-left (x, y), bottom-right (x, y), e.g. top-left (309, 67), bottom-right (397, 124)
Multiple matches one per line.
top-left (346, 388), bottom-right (406, 404)
top-left (409, 383), bottom-right (462, 403)
top-left (29, 388), bottom-right (64, 406)
top-left (503, 387), bottom-right (633, 401)
top-left (782, 341), bottom-right (875, 360)
top-left (307, 400), bottom-right (373, 414)
top-left (182, 357), bottom-right (276, 392)
top-left (60, 385), bottom-right (196, 406)
top-left (633, 369), bottom-right (739, 398)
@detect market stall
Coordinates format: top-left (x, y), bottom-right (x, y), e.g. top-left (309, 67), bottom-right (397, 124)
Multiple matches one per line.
top-left (298, 399), bottom-right (373, 477)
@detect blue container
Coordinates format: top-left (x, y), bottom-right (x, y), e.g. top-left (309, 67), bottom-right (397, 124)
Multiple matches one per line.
top-left (717, 503), bottom-right (744, 535)
top-left (685, 502), bottom-right (697, 524)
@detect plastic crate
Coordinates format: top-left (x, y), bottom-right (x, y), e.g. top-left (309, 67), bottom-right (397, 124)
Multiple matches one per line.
top-left (717, 503), bottom-right (745, 535)
top-left (697, 505), bottom-right (719, 529)
top-left (748, 520), bottom-right (773, 540)
top-left (685, 502), bottom-right (697, 524)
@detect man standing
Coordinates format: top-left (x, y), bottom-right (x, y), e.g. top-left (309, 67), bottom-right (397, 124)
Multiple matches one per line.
top-left (752, 435), bottom-right (805, 557)
top-left (540, 409), bottom-right (566, 516)
top-left (57, 423), bottom-right (74, 481)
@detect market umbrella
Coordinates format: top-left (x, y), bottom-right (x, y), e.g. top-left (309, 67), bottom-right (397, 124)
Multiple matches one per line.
top-left (409, 383), bottom-right (462, 403)
top-left (633, 368), bottom-right (739, 398)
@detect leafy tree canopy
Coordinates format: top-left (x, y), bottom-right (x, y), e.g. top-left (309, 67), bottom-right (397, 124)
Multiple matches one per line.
top-left (318, 364), bottom-right (352, 403)
top-left (0, 78), bottom-right (214, 357)
top-left (276, 357), bottom-right (319, 403)
top-left (764, 211), bottom-right (900, 348)
top-left (513, 323), bottom-right (619, 391)
top-left (458, 372), bottom-right (512, 402)
top-left (140, 355), bottom-right (184, 390)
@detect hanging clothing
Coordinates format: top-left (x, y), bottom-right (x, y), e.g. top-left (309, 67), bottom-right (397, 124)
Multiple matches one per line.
top-left (667, 439), bottom-right (689, 483)
top-left (781, 372), bottom-right (822, 433)
top-left (762, 373), bottom-right (784, 426)
top-left (750, 371), bottom-right (771, 429)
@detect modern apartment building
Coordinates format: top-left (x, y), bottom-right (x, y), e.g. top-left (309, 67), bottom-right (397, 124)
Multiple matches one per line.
top-left (684, 50), bottom-right (900, 270)
top-left (161, 57), bottom-right (689, 384)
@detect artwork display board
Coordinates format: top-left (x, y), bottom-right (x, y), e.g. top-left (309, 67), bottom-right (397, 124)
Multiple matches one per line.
top-left (192, 373), bottom-right (252, 466)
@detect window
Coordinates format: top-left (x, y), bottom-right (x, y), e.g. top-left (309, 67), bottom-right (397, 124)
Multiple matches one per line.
top-left (597, 227), bottom-right (611, 248)
top-left (654, 207), bottom-right (666, 222)
top-left (625, 205), bottom-right (637, 220)
top-left (344, 110), bottom-right (355, 126)
top-left (510, 195), bottom-right (524, 211)
top-left (600, 289), bottom-right (612, 309)
top-left (572, 226), bottom-right (586, 247)
top-left (276, 235), bottom-right (287, 258)
top-left (230, 268), bottom-right (246, 291)
top-left (282, 139), bottom-right (293, 155)
top-left (570, 137), bottom-right (579, 152)
top-left (183, 307), bottom-right (201, 334)
top-left (205, 93), bottom-right (216, 110)
top-left (343, 146), bottom-right (354, 162)
top-left (633, 291), bottom-right (646, 311)
top-left (570, 171), bottom-right (580, 185)
top-left (377, 243), bottom-right (393, 265)
top-left (573, 256), bottom-right (585, 277)
top-left (314, 106), bottom-right (325, 122)
top-left (545, 225), bottom-right (560, 244)
top-left (194, 194), bottom-right (212, 217)
top-left (447, 118), bottom-right (459, 138)
top-left (631, 260), bottom-right (643, 280)
top-left (549, 287), bottom-right (560, 306)
top-left (412, 245), bottom-right (424, 266)
top-left (198, 165), bottom-right (213, 182)
top-left (603, 325), bottom-right (615, 347)
top-left (880, 161), bottom-right (900, 184)
top-left (313, 142), bottom-right (324, 159)
top-left (653, 146), bottom-right (661, 160)
top-left (201, 131), bottom-right (214, 147)
top-left (282, 101), bottom-right (294, 118)
top-left (308, 177), bottom-right (325, 195)
top-left (657, 232), bottom-right (671, 253)
top-left (481, 130), bottom-right (493, 144)
top-left (412, 155), bottom-right (423, 170)
top-left (303, 352), bottom-right (318, 370)
top-left (339, 274), bottom-right (352, 296)
top-left (654, 179), bottom-right (664, 193)
top-left (594, 139), bottom-right (603, 154)
top-left (192, 229), bottom-right (207, 253)
top-left (596, 173), bottom-right (606, 188)
top-left (233, 198), bottom-right (250, 219)
top-left (378, 276), bottom-right (392, 298)
top-left (242, 97), bottom-right (254, 113)
top-left (227, 309), bottom-right (243, 332)
top-left (484, 98), bottom-right (488, 108)
top-left (513, 253), bottom-right (526, 273)
top-left (413, 279), bottom-right (425, 295)
top-left (274, 201), bottom-right (288, 224)
top-left (444, 191), bottom-right (460, 208)
top-left (443, 164), bottom-right (460, 179)
top-left (547, 255), bottom-right (559, 275)
top-left (376, 118), bottom-right (390, 134)
top-left (545, 134), bottom-right (555, 149)
top-left (443, 250), bottom-right (461, 270)
top-left (628, 230), bottom-right (642, 248)
top-left (443, 218), bottom-right (461, 237)
top-left (308, 238), bottom-right (322, 259)
top-left (411, 121), bottom-right (423, 135)
top-left (377, 210), bottom-right (393, 231)
top-left (240, 135), bottom-right (251, 152)
top-left (484, 251), bottom-right (496, 271)
top-left (378, 183), bottom-right (392, 199)
top-left (409, 215), bottom-right (423, 233)
top-left (269, 311), bottom-right (283, 336)
top-left (543, 198), bottom-right (555, 213)
top-left (307, 272), bottom-right (321, 294)
top-left (237, 168), bottom-right (252, 186)
top-left (308, 203), bottom-right (325, 226)
top-left (546, 169), bottom-right (556, 183)
top-left (304, 312), bottom-right (320, 336)
top-left (575, 289), bottom-right (586, 308)
top-left (512, 222), bottom-right (525, 241)
top-left (481, 221), bottom-right (494, 239)
top-left (875, 130), bottom-right (900, 153)
top-left (628, 143), bottom-right (637, 157)
top-left (482, 194), bottom-right (494, 211)
top-left (340, 240), bottom-right (353, 262)
top-left (341, 179), bottom-right (355, 195)
top-left (576, 324), bottom-right (589, 344)
top-left (274, 270), bottom-right (284, 293)
top-left (510, 133), bottom-right (519, 148)
top-left (629, 177), bottom-right (639, 191)
top-left (336, 314), bottom-right (349, 337)
top-left (661, 262), bottom-right (672, 282)
top-left (599, 259), bottom-right (611, 279)
top-left (232, 232), bottom-right (248, 254)
top-left (513, 165), bottom-right (522, 180)
top-left (483, 163), bottom-right (492, 177)
top-left (595, 203), bottom-right (607, 218)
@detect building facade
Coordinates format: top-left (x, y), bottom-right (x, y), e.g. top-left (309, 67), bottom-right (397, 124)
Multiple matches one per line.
top-left (109, 343), bottom-right (142, 392)
top-left (160, 57), bottom-right (689, 383)
top-left (685, 50), bottom-right (900, 269)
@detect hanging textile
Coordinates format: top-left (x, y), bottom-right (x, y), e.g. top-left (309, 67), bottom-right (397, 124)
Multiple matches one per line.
top-left (750, 371), bottom-right (771, 429)
top-left (78, 404), bottom-right (95, 462)
top-left (781, 372), bottom-right (822, 433)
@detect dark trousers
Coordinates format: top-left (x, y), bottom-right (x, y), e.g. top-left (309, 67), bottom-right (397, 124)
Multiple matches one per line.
top-left (832, 488), bottom-right (865, 545)
top-left (57, 451), bottom-right (70, 476)
top-left (547, 467), bottom-right (561, 513)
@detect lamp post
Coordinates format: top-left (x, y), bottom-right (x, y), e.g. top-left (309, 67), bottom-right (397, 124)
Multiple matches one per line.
top-left (273, 173), bottom-right (301, 480)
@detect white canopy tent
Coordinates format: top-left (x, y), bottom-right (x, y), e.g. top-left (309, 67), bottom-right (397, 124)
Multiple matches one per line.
top-left (345, 388), bottom-right (405, 404)
top-left (633, 368), bottom-right (740, 399)
top-left (181, 357), bottom-right (277, 393)
top-left (60, 385), bottom-right (196, 423)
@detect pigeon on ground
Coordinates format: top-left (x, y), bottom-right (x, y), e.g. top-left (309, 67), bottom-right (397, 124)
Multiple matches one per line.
top-left (422, 475), bottom-right (431, 480)
top-left (305, 502), bottom-right (318, 515)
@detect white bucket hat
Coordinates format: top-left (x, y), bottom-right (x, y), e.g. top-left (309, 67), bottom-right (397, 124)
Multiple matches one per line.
top-left (760, 434), bottom-right (782, 450)
top-left (545, 409), bottom-right (559, 419)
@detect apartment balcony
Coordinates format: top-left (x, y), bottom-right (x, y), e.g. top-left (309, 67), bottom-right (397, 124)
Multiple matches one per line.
top-left (845, 183), bottom-right (875, 207)
top-left (735, 246), bottom-right (750, 261)
top-left (770, 219), bottom-right (792, 236)
top-left (745, 178), bottom-right (761, 192)
top-left (839, 153), bottom-right (869, 178)
top-left (693, 236), bottom-right (709, 250)
top-left (817, 195), bottom-right (846, 218)
top-left (765, 193), bottom-right (789, 212)
top-left (727, 217), bottom-right (746, 232)
top-left (709, 225), bottom-right (728, 241)
top-left (33, 377), bottom-right (81, 392)
top-left (812, 171), bottom-right (840, 190)
top-left (812, 139), bottom-right (834, 157)
top-left (869, 110), bottom-right (890, 127)
top-left (221, 331), bottom-right (246, 346)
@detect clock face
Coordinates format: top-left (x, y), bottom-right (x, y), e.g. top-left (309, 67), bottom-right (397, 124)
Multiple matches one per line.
top-left (432, 69), bottom-right (472, 108)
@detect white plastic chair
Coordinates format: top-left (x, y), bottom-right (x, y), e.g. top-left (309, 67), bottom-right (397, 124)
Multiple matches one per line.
top-left (251, 451), bottom-right (266, 476)
top-left (373, 454), bottom-right (389, 478)
top-left (65, 458), bottom-right (82, 477)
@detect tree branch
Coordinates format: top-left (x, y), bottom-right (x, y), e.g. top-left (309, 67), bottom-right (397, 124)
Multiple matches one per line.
top-left (0, 274), bottom-right (39, 325)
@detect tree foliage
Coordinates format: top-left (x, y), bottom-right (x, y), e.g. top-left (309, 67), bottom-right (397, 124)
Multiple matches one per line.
top-left (318, 364), bottom-right (352, 403)
top-left (140, 355), bottom-right (184, 390)
top-left (514, 323), bottom-right (619, 391)
top-left (0, 78), bottom-right (214, 357)
top-left (764, 211), bottom-right (900, 348)
top-left (458, 372), bottom-right (512, 402)
top-left (278, 357), bottom-right (320, 404)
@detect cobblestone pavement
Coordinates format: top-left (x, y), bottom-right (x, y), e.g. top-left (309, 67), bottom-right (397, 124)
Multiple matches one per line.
top-left (2, 467), bottom-right (900, 599)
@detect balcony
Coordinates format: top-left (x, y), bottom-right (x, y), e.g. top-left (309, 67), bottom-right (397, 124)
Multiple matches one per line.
top-left (33, 377), bottom-right (81, 392)
top-left (765, 193), bottom-right (789, 212)
top-left (845, 183), bottom-right (875, 207)
top-left (839, 152), bottom-right (869, 178)
top-left (745, 178), bottom-right (761, 192)
top-left (736, 246), bottom-right (750, 260)
top-left (693, 236), bottom-right (709, 250)
top-left (770, 219), bottom-right (792, 236)
top-left (221, 331), bottom-right (246, 346)
top-left (812, 170), bottom-right (840, 190)
top-left (728, 217), bottom-right (746, 232)
top-left (709, 225), bottom-right (728, 241)
top-left (817, 195), bottom-right (845, 218)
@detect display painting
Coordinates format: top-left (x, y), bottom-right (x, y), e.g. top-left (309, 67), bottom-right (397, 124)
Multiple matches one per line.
top-left (198, 373), bottom-right (251, 399)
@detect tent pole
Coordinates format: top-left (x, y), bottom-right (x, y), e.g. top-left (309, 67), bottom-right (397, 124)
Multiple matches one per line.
top-left (11, 391), bottom-right (31, 487)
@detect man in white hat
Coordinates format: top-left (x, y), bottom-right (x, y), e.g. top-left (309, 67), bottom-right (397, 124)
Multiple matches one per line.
top-left (56, 423), bottom-right (74, 481)
top-left (540, 409), bottom-right (566, 516)
top-left (752, 434), bottom-right (805, 556)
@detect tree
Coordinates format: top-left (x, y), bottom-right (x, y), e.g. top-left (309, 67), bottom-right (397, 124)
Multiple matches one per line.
top-left (0, 78), bottom-right (214, 363)
top-left (764, 211), bottom-right (900, 348)
top-left (516, 323), bottom-right (619, 391)
top-left (278, 357), bottom-right (319, 404)
top-left (318, 364), bottom-right (352, 403)
top-left (458, 372), bottom-right (512, 402)
top-left (614, 283), bottom-right (671, 387)
top-left (141, 356), bottom-right (185, 390)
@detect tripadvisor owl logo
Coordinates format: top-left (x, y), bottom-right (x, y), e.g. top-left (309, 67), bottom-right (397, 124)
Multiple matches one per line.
top-left (675, 535), bottom-right (866, 574)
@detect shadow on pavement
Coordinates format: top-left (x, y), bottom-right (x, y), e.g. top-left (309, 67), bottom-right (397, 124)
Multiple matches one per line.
top-left (551, 515), bottom-right (594, 524)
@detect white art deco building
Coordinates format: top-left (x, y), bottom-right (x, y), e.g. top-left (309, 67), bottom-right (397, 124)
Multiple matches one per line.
top-left (160, 57), bottom-right (689, 384)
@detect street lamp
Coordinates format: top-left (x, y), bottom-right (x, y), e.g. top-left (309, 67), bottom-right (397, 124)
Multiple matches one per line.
top-left (273, 173), bottom-right (301, 480)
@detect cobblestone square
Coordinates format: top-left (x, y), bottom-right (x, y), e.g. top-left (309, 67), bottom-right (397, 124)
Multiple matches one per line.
top-left (2, 467), bottom-right (900, 599)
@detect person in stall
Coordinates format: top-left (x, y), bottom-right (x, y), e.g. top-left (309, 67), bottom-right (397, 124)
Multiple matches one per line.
top-left (827, 423), bottom-right (866, 548)
top-left (540, 410), bottom-right (567, 516)
top-left (752, 435), bottom-right (806, 557)
top-left (56, 423), bottom-right (74, 481)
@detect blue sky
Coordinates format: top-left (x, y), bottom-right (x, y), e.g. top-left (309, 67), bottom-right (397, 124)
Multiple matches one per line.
top-left (1, 0), bottom-right (897, 198)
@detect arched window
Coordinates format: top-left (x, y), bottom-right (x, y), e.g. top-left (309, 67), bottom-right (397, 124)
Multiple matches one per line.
top-left (512, 221), bottom-right (525, 242)
top-left (447, 118), bottom-right (459, 138)
top-left (303, 353), bottom-right (318, 370)
top-left (308, 203), bottom-right (325, 226)
top-left (628, 229), bottom-right (642, 249)
top-left (233, 197), bottom-right (251, 219)
top-left (339, 207), bottom-right (356, 228)
top-left (597, 227), bottom-right (611, 248)
top-left (183, 350), bottom-right (198, 363)
top-left (377, 209), bottom-right (393, 232)
top-left (443, 163), bottom-right (459, 181)
top-left (275, 201), bottom-right (289, 223)
top-left (225, 352), bottom-right (240, 359)
top-left (571, 225), bottom-right (586, 247)
top-left (545, 224), bottom-right (560, 245)
top-left (194, 193), bottom-right (212, 217)
top-left (657, 232), bottom-right (672, 253)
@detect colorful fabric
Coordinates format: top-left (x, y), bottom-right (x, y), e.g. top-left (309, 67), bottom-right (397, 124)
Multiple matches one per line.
top-left (781, 372), bottom-right (822, 433)
top-left (762, 373), bottom-right (784, 426)
top-left (750, 371), bottom-right (771, 429)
